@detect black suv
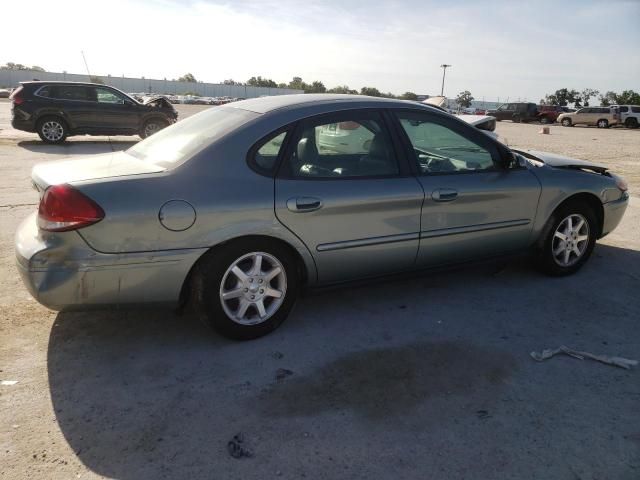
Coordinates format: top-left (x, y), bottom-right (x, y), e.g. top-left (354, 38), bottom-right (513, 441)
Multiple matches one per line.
top-left (10, 81), bottom-right (178, 143)
top-left (486, 102), bottom-right (539, 123)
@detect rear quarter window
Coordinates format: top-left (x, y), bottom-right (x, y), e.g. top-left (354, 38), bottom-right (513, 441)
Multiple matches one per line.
top-left (36, 86), bottom-right (51, 97)
top-left (632, 106), bottom-right (640, 113)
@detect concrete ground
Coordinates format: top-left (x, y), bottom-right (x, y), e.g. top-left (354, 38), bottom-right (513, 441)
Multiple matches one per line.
top-left (1, 100), bottom-right (639, 479)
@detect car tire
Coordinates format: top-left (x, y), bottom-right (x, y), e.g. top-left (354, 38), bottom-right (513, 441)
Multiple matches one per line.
top-left (561, 118), bottom-right (572, 127)
top-left (36, 116), bottom-right (68, 144)
top-left (596, 119), bottom-right (609, 129)
top-left (192, 238), bottom-right (299, 340)
top-left (625, 118), bottom-right (639, 129)
top-left (536, 201), bottom-right (598, 277)
top-left (140, 118), bottom-right (169, 139)
top-left (513, 114), bottom-right (521, 123)
top-left (540, 116), bottom-right (550, 125)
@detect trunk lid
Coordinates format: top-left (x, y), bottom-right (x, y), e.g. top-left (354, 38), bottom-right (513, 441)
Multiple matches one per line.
top-left (31, 151), bottom-right (165, 194)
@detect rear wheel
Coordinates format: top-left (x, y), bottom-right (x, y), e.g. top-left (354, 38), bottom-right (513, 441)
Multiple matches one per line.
top-left (540, 116), bottom-right (551, 125)
top-left (596, 119), bottom-right (609, 129)
top-left (37, 117), bottom-right (68, 144)
top-left (537, 202), bottom-right (597, 276)
top-left (513, 114), bottom-right (522, 123)
top-left (625, 118), bottom-right (639, 129)
top-left (561, 118), bottom-right (572, 127)
top-left (192, 239), bottom-right (299, 340)
top-left (140, 118), bottom-right (168, 139)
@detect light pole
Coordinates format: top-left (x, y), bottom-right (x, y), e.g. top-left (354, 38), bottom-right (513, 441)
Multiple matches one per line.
top-left (440, 64), bottom-right (451, 96)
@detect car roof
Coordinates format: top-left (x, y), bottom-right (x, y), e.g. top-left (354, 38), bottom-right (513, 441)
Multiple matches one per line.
top-left (19, 81), bottom-right (111, 87)
top-left (227, 94), bottom-right (439, 115)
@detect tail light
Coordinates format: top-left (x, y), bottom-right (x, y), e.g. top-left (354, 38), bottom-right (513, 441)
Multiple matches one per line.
top-left (38, 184), bottom-right (104, 232)
top-left (9, 86), bottom-right (25, 105)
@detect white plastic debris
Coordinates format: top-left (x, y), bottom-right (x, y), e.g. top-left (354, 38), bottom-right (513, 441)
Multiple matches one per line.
top-left (531, 345), bottom-right (638, 370)
top-left (1, 380), bottom-right (18, 385)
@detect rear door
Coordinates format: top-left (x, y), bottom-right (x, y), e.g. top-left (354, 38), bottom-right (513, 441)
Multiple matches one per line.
top-left (49, 85), bottom-right (95, 128)
top-left (391, 110), bottom-right (541, 267)
top-left (274, 110), bottom-right (424, 283)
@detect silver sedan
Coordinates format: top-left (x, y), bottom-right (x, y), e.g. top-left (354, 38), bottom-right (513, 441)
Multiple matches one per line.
top-left (16, 95), bottom-right (629, 339)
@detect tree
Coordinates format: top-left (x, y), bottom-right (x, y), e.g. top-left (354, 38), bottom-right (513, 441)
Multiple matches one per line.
top-left (305, 81), bottom-right (326, 94)
top-left (360, 86), bottom-right (382, 97)
top-left (223, 79), bottom-right (242, 85)
top-left (1, 62), bottom-right (28, 70)
top-left (246, 76), bottom-right (277, 88)
top-left (327, 85), bottom-right (357, 94)
top-left (616, 90), bottom-right (640, 105)
top-left (178, 73), bottom-right (197, 82)
top-left (89, 76), bottom-right (104, 84)
top-left (599, 91), bottom-right (617, 106)
top-left (541, 88), bottom-right (580, 107)
top-left (400, 92), bottom-right (418, 100)
top-left (580, 88), bottom-right (599, 107)
top-left (455, 90), bottom-right (474, 108)
top-left (287, 76), bottom-right (307, 91)
top-left (31, 65), bottom-right (45, 72)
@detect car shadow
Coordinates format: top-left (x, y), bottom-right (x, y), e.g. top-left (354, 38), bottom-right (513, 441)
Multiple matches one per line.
top-left (17, 139), bottom-right (138, 155)
top-left (47, 244), bottom-right (640, 479)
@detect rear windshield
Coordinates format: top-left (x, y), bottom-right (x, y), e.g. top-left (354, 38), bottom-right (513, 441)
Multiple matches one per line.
top-left (126, 107), bottom-right (257, 167)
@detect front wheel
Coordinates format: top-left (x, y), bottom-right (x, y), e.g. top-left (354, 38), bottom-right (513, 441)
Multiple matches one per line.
top-left (140, 118), bottom-right (169, 139)
top-left (513, 115), bottom-right (522, 123)
top-left (625, 118), bottom-right (638, 129)
top-left (561, 118), bottom-right (572, 127)
top-left (192, 239), bottom-right (299, 340)
top-left (596, 119), bottom-right (609, 129)
top-left (537, 203), bottom-right (597, 276)
top-left (540, 116), bottom-right (550, 125)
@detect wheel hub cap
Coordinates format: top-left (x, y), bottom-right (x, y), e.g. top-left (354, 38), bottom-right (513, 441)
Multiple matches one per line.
top-left (551, 213), bottom-right (590, 267)
top-left (219, 252), bottom-right (287, 326)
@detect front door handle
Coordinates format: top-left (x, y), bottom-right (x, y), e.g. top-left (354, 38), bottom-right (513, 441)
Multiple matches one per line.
top-left (432, 188), bottom-right (458, 202)
top-left (286, 197), bottom-right (323, 212)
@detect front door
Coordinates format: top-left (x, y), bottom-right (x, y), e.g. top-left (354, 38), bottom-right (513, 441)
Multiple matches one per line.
top-left (392, 110), bottom-right (541, 267)
top-left (274, 110), bottom-right (424, 283)
top-left (88, 86), bottom-right (139, 133)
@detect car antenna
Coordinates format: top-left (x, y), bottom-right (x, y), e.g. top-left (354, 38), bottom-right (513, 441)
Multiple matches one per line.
top-left (81, 50), bottom-right (92, 79)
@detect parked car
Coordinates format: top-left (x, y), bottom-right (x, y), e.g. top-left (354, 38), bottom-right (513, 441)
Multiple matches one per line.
top-left (486, 102), bottom-right (539, 123)
top-left (10, 82), bottom-right (178, 143)
top-left (537, 105), bottom-right (566, 124)
top-left (557, 106), bottom-right (620, 128)
top-left (613, 105), bottom-right (640, 128)
top-left (16, 94), bottom-right (628, 340)
top-left (0, 88), bottom-right (10, 98)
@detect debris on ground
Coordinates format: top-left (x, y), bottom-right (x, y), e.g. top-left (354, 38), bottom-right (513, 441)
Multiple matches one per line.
top-left (271, 351), bottom-right (284, 360)
top-left (227, 433), bottom-right (252, 459)
top-left (476, 410), bottom-right (492, 419)
top-left (1, 380), bottom-right (18, 385)
top-left (531, 345), bottom-right (638, 370)
top-left (275, 368), bottom-right (293, 381)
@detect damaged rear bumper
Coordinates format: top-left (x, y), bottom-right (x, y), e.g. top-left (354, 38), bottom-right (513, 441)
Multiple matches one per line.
top-left (15, 213), bottom-right (205, 310)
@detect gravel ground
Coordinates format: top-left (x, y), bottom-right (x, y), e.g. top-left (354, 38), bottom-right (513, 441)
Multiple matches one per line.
top-left (1, 100), bottom-right (639, 480)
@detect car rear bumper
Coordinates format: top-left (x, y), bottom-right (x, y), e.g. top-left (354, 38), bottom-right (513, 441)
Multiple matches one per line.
top-left (15, 213), bottom-right (206, 310)
top-left (601, 192), bottom-right (629, 237)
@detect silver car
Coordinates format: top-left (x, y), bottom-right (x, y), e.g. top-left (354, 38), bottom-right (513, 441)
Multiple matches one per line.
top-left (16, 94), bottom-right (629, 339)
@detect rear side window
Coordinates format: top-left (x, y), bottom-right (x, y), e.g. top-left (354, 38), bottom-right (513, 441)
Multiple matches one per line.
top-left (55, 86), bottom-right (90, 101)
top-left (36, 86), bottom-right (51, 97)
top-left (251, 131), bottom-right (288, 174)
top-left (619, 106), bottom-right (628, 113)
top-left (632, 106), bottom-right (640, 113)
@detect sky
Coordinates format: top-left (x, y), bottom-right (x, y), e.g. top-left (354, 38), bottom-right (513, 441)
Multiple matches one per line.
top-left (1, 0), bottom-right (639, 101)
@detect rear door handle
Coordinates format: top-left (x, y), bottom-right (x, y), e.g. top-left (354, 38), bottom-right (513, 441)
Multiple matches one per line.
top-left (286, 197), bottom-right (323, 212)
top-left (432, 189), bottom-right (458, 202)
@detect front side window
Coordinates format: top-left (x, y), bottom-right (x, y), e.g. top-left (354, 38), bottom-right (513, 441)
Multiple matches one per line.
top-left (619, 106), bottom-right (629, 113)
top-left (396, 113), bottom-right (495, 174)
top-left (284, 113), bottom-right (398, 178)
top-left (94, 87), bottom-right (125, 104)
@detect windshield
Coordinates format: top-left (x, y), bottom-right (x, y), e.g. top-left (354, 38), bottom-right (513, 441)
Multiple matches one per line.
top-left (127, 107), bottom-right (257, 167)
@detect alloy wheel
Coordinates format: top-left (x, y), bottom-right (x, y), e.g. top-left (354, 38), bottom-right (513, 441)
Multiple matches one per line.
top-left (219, 252), bottom-right (287, 325)
top-left (42, 121), bottom-right (64, 141)
top-left (144, 122), bottom-right (161, 137)
top-left (551, 214), bottom-right (590, 267)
